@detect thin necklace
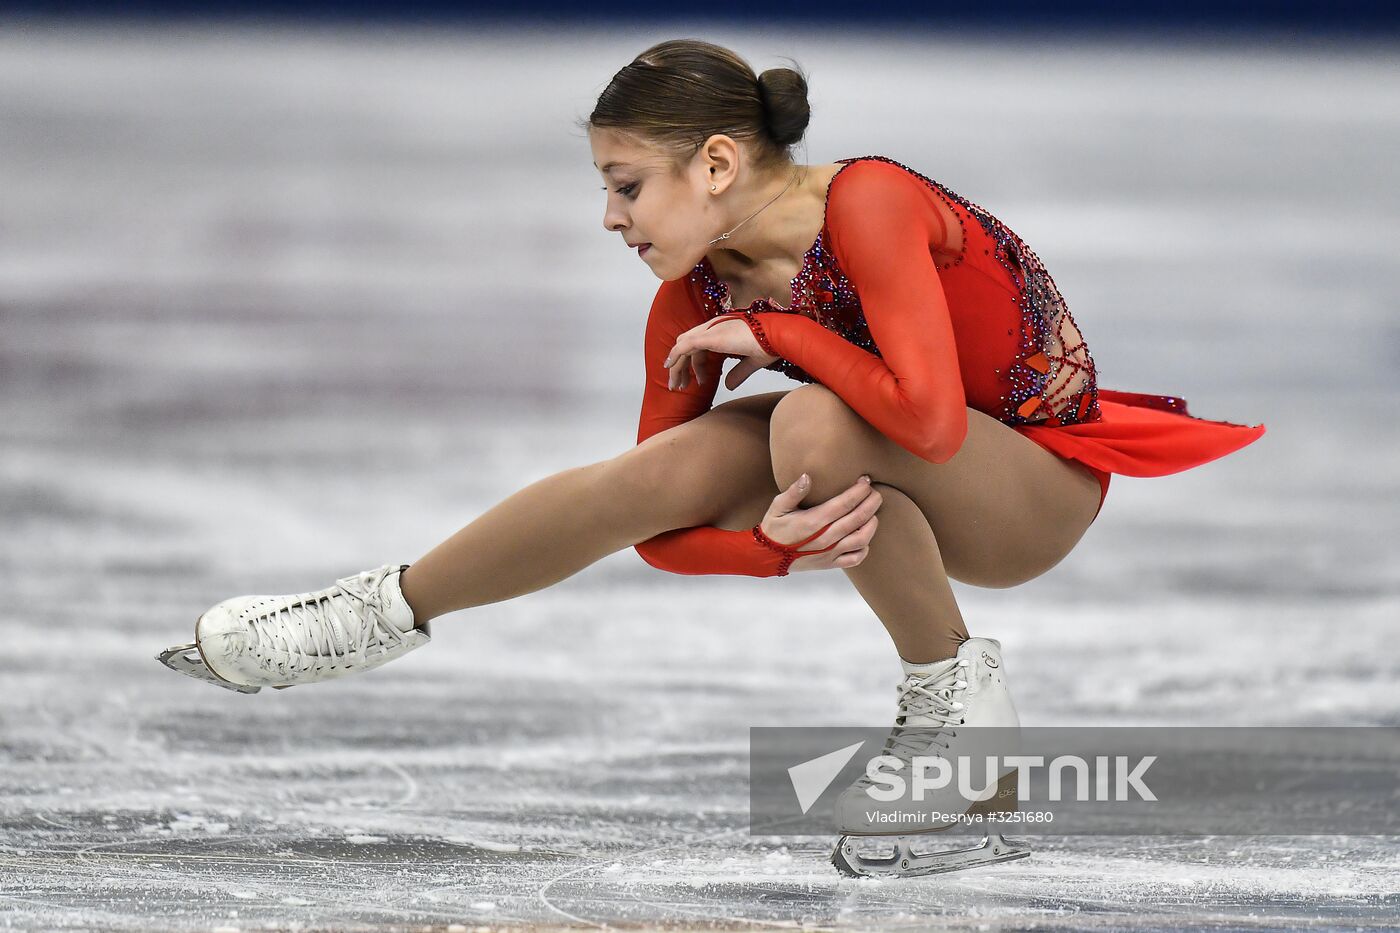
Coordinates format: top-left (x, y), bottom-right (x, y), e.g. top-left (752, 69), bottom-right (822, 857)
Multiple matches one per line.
top-left (707, 169), bottom-right (801, 246)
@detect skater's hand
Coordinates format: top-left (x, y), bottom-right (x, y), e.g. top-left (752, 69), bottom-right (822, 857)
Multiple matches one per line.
top-left (663, 316), bottom-right (779, 392)
top-left (761, 475), bottom-right (882, 572)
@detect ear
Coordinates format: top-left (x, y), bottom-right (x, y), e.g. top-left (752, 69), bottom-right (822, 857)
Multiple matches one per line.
top-left (698, 134), bottom-right (741, 194)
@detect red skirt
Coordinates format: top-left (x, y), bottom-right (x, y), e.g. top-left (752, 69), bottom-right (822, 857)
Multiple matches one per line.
top-left (1012, 388), bottom-right (1267, 517)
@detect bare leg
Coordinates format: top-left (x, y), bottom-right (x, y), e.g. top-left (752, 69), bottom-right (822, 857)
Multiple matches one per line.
top-left (399, 461), bottom-right (636, 622)
top-left (399, 392), bottom-right (790, 624)
top-left (767, 385), bottom-right (1103, 664)
top-left (840, 483), bottom-right (970, 663)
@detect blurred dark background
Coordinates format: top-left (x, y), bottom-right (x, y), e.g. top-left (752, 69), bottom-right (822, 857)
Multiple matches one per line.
top-left (1, 0), bottom-right (1397, 32)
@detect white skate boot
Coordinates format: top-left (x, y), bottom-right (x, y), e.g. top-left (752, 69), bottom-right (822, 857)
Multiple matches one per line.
top-left (156, 563), bottom-right (430, 694)
top-left (829, 636), bottom-right (1031, 878)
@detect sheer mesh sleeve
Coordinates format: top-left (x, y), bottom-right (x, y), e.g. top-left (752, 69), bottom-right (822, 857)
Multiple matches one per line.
top-left (724, 162), bottom-right (969, 463)
top-left (632, 278), bottom-right (798, 578)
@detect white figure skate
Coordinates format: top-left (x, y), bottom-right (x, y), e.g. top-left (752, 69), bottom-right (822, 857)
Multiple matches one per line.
top-left (829, 636), bottom-right (1031, 878)
top-left (156, 563), bottom-right (430, 694)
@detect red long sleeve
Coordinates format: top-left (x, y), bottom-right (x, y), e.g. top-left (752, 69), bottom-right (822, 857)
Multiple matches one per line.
top-left (722, 161), bottom-right (970, 463)
top-left (631, 278), bottom-right (795, 577)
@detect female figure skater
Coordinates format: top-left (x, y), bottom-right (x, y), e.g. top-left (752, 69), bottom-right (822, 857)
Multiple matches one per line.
top-left (158, 40), bottom-right (1266, 876)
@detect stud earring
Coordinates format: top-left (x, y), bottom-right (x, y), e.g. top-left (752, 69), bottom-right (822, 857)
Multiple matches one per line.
top-left (711, 184), bottom-right (717, 191)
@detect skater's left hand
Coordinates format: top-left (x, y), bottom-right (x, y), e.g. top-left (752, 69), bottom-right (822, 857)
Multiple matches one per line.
top-left (663, 316), bottom-right (779, 392)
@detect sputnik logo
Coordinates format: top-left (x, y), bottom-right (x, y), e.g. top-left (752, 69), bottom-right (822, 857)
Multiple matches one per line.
top-left (787, 742), bottom-right (865, 814)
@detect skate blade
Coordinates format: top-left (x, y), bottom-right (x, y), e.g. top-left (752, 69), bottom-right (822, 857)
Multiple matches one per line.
top-left (155, 643), bottom-right (265, 694)
top-left (831, 831), bottom-right (1030, 879)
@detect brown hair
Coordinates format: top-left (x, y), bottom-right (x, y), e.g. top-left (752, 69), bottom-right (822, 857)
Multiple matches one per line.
top-left (581, 39), bottom-right (811, 176)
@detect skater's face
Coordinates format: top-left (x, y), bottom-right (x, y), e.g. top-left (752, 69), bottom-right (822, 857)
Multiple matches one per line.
top-left (590, 128), bottom-right (740, 282)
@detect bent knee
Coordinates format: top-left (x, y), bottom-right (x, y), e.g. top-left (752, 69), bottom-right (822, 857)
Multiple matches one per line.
top-left (769, 385), bottom-right (869, 475)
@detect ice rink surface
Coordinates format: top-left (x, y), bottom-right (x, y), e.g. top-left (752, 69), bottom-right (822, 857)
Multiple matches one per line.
top-left (1, 21), bottom-right (1397, 931)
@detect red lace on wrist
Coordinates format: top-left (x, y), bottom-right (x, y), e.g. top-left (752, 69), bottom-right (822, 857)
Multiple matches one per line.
top-left (751, 521), bottom-right (838, 577)
top-left (710, 310), bottom-right (780, 358)
top-left (737, 311), bottom-right (779, 357)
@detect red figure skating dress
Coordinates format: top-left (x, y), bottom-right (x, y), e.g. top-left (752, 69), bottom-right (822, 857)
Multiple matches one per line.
top-left (633, 156), bottom-right (1266, 577)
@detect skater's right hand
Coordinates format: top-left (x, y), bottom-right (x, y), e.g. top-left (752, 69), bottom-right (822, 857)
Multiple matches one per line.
top-left (759, 475), bottom-right (882, 572)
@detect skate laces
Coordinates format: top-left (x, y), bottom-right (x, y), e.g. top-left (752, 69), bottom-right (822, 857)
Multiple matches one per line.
top-left (244, 567), bottom-right (411, 671)
top-left (855, 658), bottom-right (970, 786)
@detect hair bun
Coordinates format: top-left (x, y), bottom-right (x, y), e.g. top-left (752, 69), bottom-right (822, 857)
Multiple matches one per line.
top-left (587, 41), bottom-right (812, 172)
top-left (756, 66), bottom-right (811, 148)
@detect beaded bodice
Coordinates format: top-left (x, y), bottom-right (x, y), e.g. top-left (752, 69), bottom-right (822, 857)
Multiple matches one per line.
top-left (690, 155), bottom-right (1101, 428)
top-left (695, 237), bottom-right (873, 389)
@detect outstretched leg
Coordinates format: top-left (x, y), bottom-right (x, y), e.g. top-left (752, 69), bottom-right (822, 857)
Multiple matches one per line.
top-left (766, 385), bottom-right (1103, 663)
top-left (399, 392), bottom-right (790, 623)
